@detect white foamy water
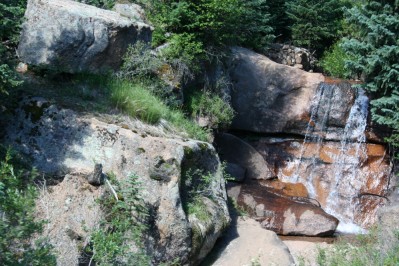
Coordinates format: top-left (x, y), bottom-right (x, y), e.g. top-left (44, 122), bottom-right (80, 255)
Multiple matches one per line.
top-left (287, 83), bottom-right (370, 231)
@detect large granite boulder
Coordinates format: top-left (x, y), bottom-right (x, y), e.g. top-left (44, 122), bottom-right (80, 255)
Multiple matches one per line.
top-left (18, 0), bottom-right (152, 73)
top-left (228, 47), bottom-right (325, 135)
top-left (3, 97), bottom-right (230, 265)
top-left (232, 182), bottom-right (339, 236)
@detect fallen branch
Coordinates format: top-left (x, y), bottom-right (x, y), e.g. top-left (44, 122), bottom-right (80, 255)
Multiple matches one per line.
top-left (105, 177), bottom-right (119, 201)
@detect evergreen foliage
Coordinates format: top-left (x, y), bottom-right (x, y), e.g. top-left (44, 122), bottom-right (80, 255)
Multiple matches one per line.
top-left (0, 150), bottom-right (56, 265)
top-left (285, 0), bottom-right (347, 55)
top-left (137, 0), bottom-right (274, 63)
top-left (0, 0), bottom-right (26, 94)
top-left (341, 1), bottom-right (399, 147)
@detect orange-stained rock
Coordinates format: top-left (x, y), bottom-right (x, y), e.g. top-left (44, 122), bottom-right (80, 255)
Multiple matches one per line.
top-left (237, 182), bottom-right (339, 236)
top-left (249, 138), bottom-right (392, 228)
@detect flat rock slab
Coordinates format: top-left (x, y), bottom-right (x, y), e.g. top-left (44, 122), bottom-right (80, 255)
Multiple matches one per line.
top-left (18, 0), bottom-right (152, 73)
top-left (211, 218), bottom-right (295, 266)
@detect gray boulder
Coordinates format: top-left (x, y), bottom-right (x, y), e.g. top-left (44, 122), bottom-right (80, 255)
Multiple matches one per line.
top-left (18, 0), bottom-right (152, 73)
top-left (3, 97), bottom-right (230, 265)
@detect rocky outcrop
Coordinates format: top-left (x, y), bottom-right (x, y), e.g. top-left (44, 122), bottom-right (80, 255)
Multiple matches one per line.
top-left (3, 97), bottom-right (230, 265)
top-left (18, 0), bottom-right (152, 73)
top-left (228, 47), bottom-right (325, 135)
top-left (265, 43), bottom-right (317, 71)
top-left (233, 183), bottom-right (338, 236)
top-left (223, 47), bottom-right (394, 231)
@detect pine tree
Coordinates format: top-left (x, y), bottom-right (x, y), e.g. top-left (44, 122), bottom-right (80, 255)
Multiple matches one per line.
top-left (285, 0), bottom-right (347, 55)
top-left (341, 1), bottom-right (399, 147)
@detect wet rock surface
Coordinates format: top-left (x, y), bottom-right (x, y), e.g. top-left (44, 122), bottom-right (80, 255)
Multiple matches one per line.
top-left (233, 182), bottom-right (339, 236)
top-left (248, 137), bottom-right (392, 228)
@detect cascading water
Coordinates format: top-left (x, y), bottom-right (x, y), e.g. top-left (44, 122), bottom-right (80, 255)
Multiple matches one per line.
top-left (325, 88), bottom-right (369, 233)
top-left (286, 82), bottom-right (370, 234)
top-left (292, 83), bottom-right (336, 197)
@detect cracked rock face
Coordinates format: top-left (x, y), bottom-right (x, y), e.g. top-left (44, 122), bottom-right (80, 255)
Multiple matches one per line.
top-left (18, 0), bottom-right (152, 73)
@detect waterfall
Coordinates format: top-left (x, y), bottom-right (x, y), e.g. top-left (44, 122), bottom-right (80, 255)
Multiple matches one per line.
top-left (292, 83), bottom-right (335, 195)
top-left (326, 88), bottom-right (369, 233)
top-left (287, 83), bottom-right (370, 234)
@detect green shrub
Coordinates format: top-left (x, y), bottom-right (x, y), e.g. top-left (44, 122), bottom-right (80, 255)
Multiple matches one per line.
top-left (187, 91), bottom-right (235, 129)
top-left (75, 0), bottom-right (115, 9)
top-left (90, 174), bottom-right (149, 265)
top-left (0, 150), bottom-right (56, 265)
top-left (319, 41), bottom-right (351, 78)
top-left (119, 41), bottom-right (163, 80)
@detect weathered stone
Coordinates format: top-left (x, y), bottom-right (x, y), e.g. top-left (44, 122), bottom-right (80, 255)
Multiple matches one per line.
top-left (212, 218), bottom-right (295, 266)
top-left (215, 133), bottom-right (275, 180)
top-left (87, 163), bottom-right (105, 186)
top-left (3, 97), bottom-right (230, 265)
top-left (238, 182), bottom-right (339, 236)
top-left (229, 47), bottom-right (325, 136)
top-left (18, 0), bottom-right (152, 73)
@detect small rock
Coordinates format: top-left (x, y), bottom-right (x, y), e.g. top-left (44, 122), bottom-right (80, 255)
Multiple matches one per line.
top-left (87, 164), bottom-right (105, 186)
top-left (16, 62), bottom-right (28, 73)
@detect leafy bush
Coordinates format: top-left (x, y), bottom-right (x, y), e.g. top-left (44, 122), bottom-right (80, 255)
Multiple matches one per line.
top-left (181, 168), bottom-right (215, 222)
top-left (319, 41), bottom-right (352, 78)
top-left (90, 174), bottom-right (149, 265)
top-left (0, 150), bottom-right (56, 265)
top-left (118, 41), bottom-right (163, 80)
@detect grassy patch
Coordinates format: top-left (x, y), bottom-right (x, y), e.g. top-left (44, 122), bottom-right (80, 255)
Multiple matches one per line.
top-left (316, 227), bottom-right (399, 266)
top-left (105, 78), bottom-right (210, 141)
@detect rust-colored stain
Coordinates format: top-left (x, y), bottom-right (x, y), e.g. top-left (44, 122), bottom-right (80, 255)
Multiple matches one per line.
top-left (259, 179), bottom-right (309, 197)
